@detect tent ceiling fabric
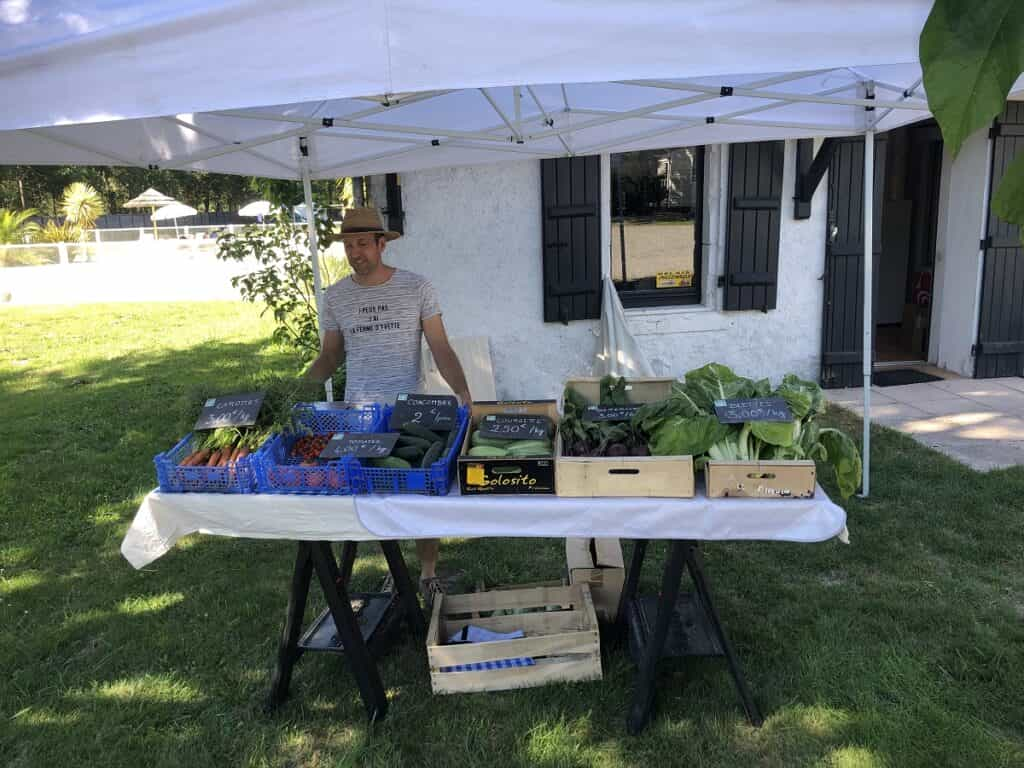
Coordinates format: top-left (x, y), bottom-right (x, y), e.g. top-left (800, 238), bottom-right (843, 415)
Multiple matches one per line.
top-left (0, 0), bottom-right (1019, 179)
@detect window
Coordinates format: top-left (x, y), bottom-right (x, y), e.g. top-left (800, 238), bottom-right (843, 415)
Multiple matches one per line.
top-left (611, 145), bottom-right (704, 308)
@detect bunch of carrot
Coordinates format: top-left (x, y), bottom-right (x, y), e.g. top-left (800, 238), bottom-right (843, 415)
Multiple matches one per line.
top-left (178, 427), bottom-right (268, 468)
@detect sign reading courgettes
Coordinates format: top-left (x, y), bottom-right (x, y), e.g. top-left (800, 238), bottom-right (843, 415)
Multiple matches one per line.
top-left (479, 414), bottom-right (552, 441)
top-left (389, 393), bottom-right (458, 431)
top-left (194, 391), bottom-right (265, 430)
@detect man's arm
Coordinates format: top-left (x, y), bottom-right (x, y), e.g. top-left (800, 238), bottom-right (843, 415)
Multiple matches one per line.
top-left (303, 329), bottom-right (345, 383)
top-left (422, 315), bottom-right (471, 404)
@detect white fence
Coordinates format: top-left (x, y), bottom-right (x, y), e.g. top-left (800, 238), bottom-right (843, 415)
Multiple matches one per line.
top-left (0, 225), bottom-right (344, 306)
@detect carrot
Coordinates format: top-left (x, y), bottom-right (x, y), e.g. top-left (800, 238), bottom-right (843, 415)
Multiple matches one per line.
top-left (178, 451), bottom-right (200, 467)
top-left (206, 449), bottom-right (223, 467)
top-left (226, 445), bottom-right (243, 465)
top-left (181, 449), bottom-right (210, 467)
top-left (235, 446), bottom-right (251, 460)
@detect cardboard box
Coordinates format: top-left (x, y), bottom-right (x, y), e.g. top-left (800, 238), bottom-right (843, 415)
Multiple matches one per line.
top-left (565, 538), bottom-right (625, 622)
top-left (426, 583), bottom-right (602, 694)
top-left (705, 460), bottom-right (816, 499)
top-left (555, 377), bottom-right (695, 498)
top-left (458, 400), bottom-right (557, 495)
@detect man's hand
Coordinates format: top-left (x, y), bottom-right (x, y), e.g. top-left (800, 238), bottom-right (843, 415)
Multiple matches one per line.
top-left (422, 315), bottom-right (472, 406)
top-left (303, 329), bottom-right (344, 384)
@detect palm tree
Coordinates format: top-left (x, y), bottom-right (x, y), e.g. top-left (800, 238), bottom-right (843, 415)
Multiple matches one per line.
top-left (0, 208), bottom-right (40, 244)
top-left (60, 182), bottom-right (106, 234)
top-left (35, 219), bottom-right (81, 243)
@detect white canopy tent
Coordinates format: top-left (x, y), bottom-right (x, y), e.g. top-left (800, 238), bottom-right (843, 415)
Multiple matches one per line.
top-left (4, 0), bottom-right (1018, 496)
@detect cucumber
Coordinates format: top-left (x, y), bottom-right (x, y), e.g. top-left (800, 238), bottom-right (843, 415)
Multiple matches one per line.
top-left (468, 445), bottom-right (509, 458)
top-left (396, 434), bottom-right (433, 451)
top-left (369, 456), bottom-right (412, 469)
top-left (401, 422), bottom-right (443, 443)
top-left (420, 441), bottom-right (444, 468)
top-left (394, 445), bottom-right (425, 462)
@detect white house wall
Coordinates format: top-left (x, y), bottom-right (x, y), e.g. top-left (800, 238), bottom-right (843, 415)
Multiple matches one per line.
top-left (380, 141), bottom-right (828, 400)
top-left (931, 127), bottom-right (990, 376)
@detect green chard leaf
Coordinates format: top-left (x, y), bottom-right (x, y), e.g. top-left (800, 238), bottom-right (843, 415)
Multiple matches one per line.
top-left (818, 428), bottom-right (862, 500)
top-left (650, 415), bottom-right (731, 457)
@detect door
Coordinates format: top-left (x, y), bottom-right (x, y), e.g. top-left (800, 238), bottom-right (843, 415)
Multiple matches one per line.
top-left (820, 136), bottom-right (887, 389)
top-left (975, 103), bottom-right (1024, 378)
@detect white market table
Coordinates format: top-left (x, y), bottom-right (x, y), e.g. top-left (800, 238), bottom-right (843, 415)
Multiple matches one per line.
top-left (122, 487), bottom-right (847, 731)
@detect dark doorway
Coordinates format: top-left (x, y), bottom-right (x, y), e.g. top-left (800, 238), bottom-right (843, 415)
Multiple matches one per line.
top-left (820, 121), bottom-right (943, 388)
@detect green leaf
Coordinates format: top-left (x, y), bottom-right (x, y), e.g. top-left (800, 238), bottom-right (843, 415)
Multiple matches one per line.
top-left (750, 420), bottom-right (798, 448)
top-left (650, 415), bottom-right (731, 457)
top-left (991, 151), bottom-right (1024, 237)
top-left (818, 428), bottom-right (863, 500)
top-left (775, 374), bottom-right (824, 420)
top-left (920, 0), bottom-right (1024, 158)
top-left (683, 363), bottom-right (757, 413)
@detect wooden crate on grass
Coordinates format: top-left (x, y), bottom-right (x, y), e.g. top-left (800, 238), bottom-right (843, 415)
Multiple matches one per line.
top-left (426, 583), bottom-right (601, 694)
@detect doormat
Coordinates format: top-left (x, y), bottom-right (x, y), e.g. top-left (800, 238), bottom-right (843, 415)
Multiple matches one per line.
top-left (872, 369), bottom-right (942, 387)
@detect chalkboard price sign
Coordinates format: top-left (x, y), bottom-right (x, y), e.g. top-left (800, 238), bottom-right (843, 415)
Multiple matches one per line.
top-left (194, 391), bottom-right (266, 430)
top-left (479, 414), bottom-right (552, 441)
top-left (583, 404), bottom-right (642, 422)
top-left (714, 397), bottom-right (792, 424)
top-left (319, 432), bottom-right (399, 460)
top-left (389, 393), bottom-right (458, 431)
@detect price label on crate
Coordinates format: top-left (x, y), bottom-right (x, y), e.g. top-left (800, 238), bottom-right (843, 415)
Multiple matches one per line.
top-left (194, 391), bottom-right (266, 430)
top-left (479, 414), bottom-right (552, 441)
top-left (389, 394), bottom-right (458, 431)
top-left (583, 404), bottom-right (642, 422)
top-left (713, 397), bottom-right (792, 424)
top-left (319, 432), bottom-right (399, 460)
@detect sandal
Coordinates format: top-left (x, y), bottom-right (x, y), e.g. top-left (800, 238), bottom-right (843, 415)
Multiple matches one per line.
top-left (420, 576), bottom-right (447, 610)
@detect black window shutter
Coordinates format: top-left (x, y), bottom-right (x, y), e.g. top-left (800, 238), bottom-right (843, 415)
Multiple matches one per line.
top-left (722, 141), bottom-right (784, 311)
top-left (542, 155), bottom-right (601, 323)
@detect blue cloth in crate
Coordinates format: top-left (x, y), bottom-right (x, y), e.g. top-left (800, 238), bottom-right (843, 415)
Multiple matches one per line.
top-left (154, 433), bottom-right (256, 494)
top-left (357, 405), bottom-right (469, 496)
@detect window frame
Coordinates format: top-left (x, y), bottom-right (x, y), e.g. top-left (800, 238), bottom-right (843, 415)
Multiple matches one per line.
top-left (610, 145), bottom-right (705, 309)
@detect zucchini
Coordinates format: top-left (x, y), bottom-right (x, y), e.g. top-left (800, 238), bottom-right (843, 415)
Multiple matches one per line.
top-left (396, 434), bottom-right (433, 451)
top-left (394, 445), bottom-right (425, 462)
top-left (468, 445), bottom-right (509, 458)
top-left (506, 440), bottom-right (552, 456)
top-left (369, 456), bottom-right (412, 469)
top-left (401, 422), bottom-right (443, 443)
top-left (471, 431), bottom-right (514, 449)
top-left (420, 440), bottom-right (444, 468)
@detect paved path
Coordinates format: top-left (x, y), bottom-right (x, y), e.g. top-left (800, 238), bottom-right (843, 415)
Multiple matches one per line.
top-left (826, 377), bottom-right (1024, 471)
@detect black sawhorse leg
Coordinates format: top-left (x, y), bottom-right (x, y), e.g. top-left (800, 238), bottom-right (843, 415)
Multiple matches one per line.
top-left (266, 539), bottom-right (425, 721)
top-left (624, 539), bottom-right (763, 735)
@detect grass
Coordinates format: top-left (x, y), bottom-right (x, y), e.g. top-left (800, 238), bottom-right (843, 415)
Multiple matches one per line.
top-left (1, 301), bottom-right (1023, 768)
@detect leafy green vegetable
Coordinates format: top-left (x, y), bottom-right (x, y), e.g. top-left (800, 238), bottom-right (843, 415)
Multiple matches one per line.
top-left (683, 363), bottom-right (758, 413)
top-left (750, 419), bottom-right (798, 448)
top-left (649, 415), bottom-right (730, 458)
top-left (818, 428), bottom-right (862, 501)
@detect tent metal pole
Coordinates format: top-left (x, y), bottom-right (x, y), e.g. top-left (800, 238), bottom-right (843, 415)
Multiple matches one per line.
top-left (861, 128), bottom-right (874, 498)
top-left (300, 140), bottom-right (332, 402)
top-left (970, 135), bottom-right (995, 367)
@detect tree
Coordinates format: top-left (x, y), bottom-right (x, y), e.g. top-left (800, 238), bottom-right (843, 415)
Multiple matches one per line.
top-left (920, 0), bottom-right (1024, 235)
top-left (0, 208), bottom-right (40, 244)
top-left (60, 182), bottom-right (106, 234)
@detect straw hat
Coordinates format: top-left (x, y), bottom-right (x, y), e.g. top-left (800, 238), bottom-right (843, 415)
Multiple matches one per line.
top-left (339, 207), bottom-right (401, 241)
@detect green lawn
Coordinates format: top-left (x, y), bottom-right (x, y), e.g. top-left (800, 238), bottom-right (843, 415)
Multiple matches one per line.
top-left (1, 302), bottom-right (1022, 768)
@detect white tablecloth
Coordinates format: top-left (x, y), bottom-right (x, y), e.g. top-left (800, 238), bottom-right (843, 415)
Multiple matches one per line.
top-left (122, 487), bottom-right (848, 569)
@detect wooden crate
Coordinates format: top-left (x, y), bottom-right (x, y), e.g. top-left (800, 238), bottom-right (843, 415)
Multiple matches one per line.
top-left (705, 460), bottom-right (816, 499)
top-left (566, 538), bottom-right (624, 622)
top-left (458, 400), bottom-right (558, 495)
top-left (426, 583), bottom-right (602, 694)
top-left (556, 377), bottom-right (694, 498)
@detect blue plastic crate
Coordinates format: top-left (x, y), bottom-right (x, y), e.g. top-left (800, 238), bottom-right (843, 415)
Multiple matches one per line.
top-left (251, 402), bottom-right (382, 495)
top-left (154, 432), bottom-right (257, 494)
top-left (356, 406), bottom-right (470, 496)
top-left (252, 432), bottom-right (361, 495)
top-left (291, 402), bottom-right (384, 435)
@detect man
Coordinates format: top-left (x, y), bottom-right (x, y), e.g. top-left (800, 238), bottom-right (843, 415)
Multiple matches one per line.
top-left (304, 207), bottom-right (471, 603)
